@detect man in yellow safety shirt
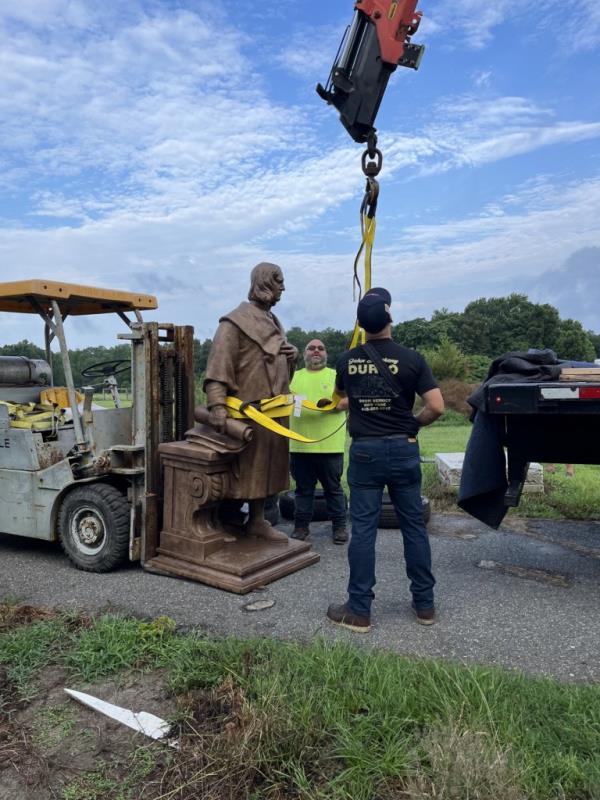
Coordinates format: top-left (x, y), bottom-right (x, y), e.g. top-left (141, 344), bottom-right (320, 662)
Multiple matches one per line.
top-left (289, 339), bottom-right (349, 543)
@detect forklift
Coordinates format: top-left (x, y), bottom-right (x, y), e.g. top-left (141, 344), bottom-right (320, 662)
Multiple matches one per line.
top-left (0, 279), bottom-right (194, 572)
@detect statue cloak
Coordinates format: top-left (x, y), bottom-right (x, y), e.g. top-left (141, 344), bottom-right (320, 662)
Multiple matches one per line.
top-left (204, 301), bottom-right (293, 499)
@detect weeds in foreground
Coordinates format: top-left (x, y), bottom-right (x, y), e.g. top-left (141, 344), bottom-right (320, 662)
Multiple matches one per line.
top-left (61, 745), bottom-right (162, 800)
top-left (1, 608), bottom-right (600, 799)
top-left (400, 725), bottom-right (528, 800)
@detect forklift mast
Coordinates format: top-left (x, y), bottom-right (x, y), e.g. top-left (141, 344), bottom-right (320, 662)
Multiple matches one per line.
top-left (125, 322), bottom-right (194, 563)
top-left (317, 0), bottom-right (424, 143)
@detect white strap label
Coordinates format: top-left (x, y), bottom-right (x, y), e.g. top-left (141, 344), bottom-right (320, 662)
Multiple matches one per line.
top-left (293, 394), bottom-right (306, 417)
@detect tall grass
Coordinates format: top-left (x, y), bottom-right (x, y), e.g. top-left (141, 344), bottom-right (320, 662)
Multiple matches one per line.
top-left (2, 611), bottom-right (600, 798)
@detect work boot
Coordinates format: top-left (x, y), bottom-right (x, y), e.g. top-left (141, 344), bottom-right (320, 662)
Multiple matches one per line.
top-left (291, 526), bottom-right (310, 541)
top-left (412, 604), bottom-right (436, 626)
top-left (332, 526), bottom-right (348, 544)
top-left (246, 518), bottom-right (289, 543)
top-left (326, 603), bottom-right (371, 633)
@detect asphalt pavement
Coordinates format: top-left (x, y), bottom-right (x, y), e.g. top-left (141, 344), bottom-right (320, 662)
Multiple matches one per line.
top-left (1, 513), bottom-right (599, 682)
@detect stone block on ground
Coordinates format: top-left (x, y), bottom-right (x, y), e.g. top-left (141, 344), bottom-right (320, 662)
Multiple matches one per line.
top-left (435, 452), bottom-right (544, 493)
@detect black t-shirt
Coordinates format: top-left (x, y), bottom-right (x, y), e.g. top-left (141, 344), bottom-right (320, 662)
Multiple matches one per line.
top-left (336, 339), bottom-right (438, 437)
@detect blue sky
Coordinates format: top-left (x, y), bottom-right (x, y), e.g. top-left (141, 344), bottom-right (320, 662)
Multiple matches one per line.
top-left (1, 0), bottom-right (599, 348)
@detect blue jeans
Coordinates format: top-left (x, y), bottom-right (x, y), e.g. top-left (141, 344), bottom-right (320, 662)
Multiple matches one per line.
top-left (290, 453), bottom-right (347, 529)
top-left (346, 437), bottom-right (435, 616)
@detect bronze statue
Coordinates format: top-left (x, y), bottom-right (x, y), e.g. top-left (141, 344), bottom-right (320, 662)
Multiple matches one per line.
top-left (204, 263), bottom-right (298, 541)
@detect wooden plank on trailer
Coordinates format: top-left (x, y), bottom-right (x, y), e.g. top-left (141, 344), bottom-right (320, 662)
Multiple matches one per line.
top-left (559, 368), bottom-right (600, 382)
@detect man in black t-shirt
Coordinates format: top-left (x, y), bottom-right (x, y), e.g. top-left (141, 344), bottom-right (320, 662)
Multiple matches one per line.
top-left (327, 288), bottom-right (444, 632)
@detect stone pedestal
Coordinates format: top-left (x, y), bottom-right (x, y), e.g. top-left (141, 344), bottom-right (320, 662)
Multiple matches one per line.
top-left (435, 452), bottom-right (544, 493)
top-left (144, 423), bottom-right (319, 593)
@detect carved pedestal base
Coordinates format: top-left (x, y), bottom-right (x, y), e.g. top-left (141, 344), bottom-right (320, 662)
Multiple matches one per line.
top-left (144, 427), bottom-right (319, 594)
top-left (145, 535), bottom-right (319, 594)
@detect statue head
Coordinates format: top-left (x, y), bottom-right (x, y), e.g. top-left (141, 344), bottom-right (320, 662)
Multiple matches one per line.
top-left (248, 263), bottom-right (285, 308)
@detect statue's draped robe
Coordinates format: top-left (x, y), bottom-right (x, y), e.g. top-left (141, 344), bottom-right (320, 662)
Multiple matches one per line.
top-left (204, 301), bottom-right (293, 499)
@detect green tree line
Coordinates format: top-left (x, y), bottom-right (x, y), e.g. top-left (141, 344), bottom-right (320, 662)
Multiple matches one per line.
top-left (1, 294), bottom-right (598, 388)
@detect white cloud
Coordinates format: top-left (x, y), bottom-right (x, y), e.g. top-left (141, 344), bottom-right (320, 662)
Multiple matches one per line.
top-left (539, 0), bottom-right (600, 50)
top-left (384, 176), bottom-right (600, 282)
top-left (473, 70), bottom-right (493, 88)
top-left (1, 3), bottom-right (599, 348)
top-left (273, 23), bottom-right (343, 82)
top-left (418, 96), bottom-right (600, 173)
top-left (2, 172), bottom-right (600, 344)
top-left (0, 5), bottom-right (306, 217)
top-left (425, 0), bottom-right (600, 51)
top-left (425, 0), bottom-right (519, 50)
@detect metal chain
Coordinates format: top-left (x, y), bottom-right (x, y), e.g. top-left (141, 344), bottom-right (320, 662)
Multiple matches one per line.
top-left (360, 131), bottom-right (382, 219)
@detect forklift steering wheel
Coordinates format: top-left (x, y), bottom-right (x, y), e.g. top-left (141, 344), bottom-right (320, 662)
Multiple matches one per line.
top-left (81, 359), bottom-right (131, 379)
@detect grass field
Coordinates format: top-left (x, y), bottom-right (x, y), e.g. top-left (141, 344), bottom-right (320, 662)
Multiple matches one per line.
top-left (93, 393), bottom-right (131, 408)
top-left (1, 602), bottom-right (599, 800)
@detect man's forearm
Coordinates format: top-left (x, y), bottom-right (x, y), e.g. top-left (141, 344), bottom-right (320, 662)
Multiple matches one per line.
top-left (415, 406), bottom-right (442, 428)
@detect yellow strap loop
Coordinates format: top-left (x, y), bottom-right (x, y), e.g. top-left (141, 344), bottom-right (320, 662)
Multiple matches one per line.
top-left (224, 394), bottom-right (342, 443)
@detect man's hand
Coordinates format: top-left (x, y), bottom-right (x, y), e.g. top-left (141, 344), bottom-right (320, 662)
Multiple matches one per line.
top-left (208, 405), bottom-right (228, 433)
top-left (280, 342), bottom-right (298, 363)
top-left (316, 397), bottom-right (332, 408)
top-left (333, 390), bottom-right (349, 412)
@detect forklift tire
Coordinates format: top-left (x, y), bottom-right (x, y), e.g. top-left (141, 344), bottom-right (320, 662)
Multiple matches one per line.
top-left (58, 483), bottom-right (130, 572)
top-left (280, 490), bottom-right (431, 528)
top-left (278, 490), bottom-right (348, 522)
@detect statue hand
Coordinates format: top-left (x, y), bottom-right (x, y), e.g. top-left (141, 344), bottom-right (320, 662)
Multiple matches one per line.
top-left (208, 405), bottom-right (228, 433)
top-left (280, 342), bottom-right (298, 362)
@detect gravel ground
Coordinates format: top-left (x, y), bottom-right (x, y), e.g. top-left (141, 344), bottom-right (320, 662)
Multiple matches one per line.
top-left (1, 513), bottom-right (599, 682)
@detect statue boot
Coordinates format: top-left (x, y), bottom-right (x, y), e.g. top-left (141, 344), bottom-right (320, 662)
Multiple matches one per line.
top-left (246, 517), bottom-right (289, 543)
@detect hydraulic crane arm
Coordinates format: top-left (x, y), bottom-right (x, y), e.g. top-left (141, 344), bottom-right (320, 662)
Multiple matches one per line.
top-left (316, 0), bottom-right (424, 144)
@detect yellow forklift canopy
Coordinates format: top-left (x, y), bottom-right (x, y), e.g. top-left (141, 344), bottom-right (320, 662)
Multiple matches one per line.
top-left (0, 280), bottom-right (158, 315)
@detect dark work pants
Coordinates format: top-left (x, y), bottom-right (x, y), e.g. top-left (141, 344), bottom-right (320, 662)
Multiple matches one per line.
top-left (290, 452), bottom-right (347, 529)
top-left (346, 437), bottom-right (435, 615)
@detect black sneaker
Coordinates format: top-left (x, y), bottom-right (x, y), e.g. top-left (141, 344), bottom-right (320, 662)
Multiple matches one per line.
top-left (332, 527), bottom-right (348, 544)
top-left (326, 603), bottom-right (371, 633)
top-left (291, 526), bottom-right (310, 541)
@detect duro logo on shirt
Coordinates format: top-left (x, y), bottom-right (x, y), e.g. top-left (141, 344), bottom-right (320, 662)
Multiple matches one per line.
top-left (348, 357), bottom-right (399, 375)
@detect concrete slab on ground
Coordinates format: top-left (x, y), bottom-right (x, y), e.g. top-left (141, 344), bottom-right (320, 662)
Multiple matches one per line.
top-left (436, 452), bottom-right (544, 492)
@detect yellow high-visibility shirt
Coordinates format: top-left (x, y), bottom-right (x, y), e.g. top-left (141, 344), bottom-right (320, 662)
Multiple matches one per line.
top-left (289, 367), bottom-right (347, 453)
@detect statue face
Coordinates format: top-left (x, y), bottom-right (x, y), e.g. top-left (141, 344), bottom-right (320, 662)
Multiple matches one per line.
top-left (248, 262), bottom-right (285, 307)
top-left (269, 269), bottom-right (285, 305)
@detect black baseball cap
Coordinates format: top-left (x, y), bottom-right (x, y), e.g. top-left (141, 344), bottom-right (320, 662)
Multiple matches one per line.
top-left (367, 287), bottom-right (392, 305)
top-left (357, 292), bottom-right (392, 334)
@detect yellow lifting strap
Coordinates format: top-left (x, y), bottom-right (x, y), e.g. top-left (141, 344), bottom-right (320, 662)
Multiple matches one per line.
top-left (349, 139), bottom-right (381, 348)
top-left (225, 394), bottom-right (341, 444)
top-left (349, 210), bottom-right (376, 349)
top-left (0, 400), bottom-right (65, 431)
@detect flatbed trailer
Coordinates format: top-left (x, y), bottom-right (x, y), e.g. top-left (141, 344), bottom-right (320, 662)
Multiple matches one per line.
top-left (486, 381), bottom-right (600, 506)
